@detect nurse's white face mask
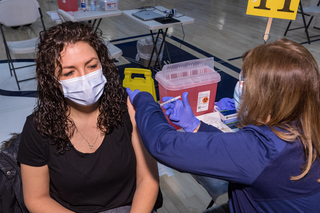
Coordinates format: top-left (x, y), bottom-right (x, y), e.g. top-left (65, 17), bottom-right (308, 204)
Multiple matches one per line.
top-left (59, 67), bottom-right (107, 106)
top-left (233, 70), bottom-right (244, 111)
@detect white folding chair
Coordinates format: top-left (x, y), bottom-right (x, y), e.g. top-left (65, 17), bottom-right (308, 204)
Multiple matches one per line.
top-left (57, 9), bottom-right (123, 61)
top-left (104, 41), bottom-right (123, 61)
top-left (0, 0), bottom-right (46, 90)
top-left (57, 9), bottom-right (77, 22)
top-left (284, 0), bottom-right (320, 44)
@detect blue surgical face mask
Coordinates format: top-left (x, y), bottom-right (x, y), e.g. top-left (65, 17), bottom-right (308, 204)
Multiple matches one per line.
top-left (233, 71), bottom-right (244, 111)
top-left (59, 67), bottom-right (107, 106)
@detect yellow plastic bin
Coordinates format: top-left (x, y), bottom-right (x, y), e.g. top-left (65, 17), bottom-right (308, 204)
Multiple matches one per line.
top-left (122, 68), bottom-right (157, 101)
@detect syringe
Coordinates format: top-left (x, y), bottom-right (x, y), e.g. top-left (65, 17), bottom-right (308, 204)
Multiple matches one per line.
top-left (160, 95), bottom-right (181, 107)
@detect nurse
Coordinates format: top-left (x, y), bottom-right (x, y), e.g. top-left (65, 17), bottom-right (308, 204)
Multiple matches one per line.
top-left (127, 38), bottom-right (320, 212)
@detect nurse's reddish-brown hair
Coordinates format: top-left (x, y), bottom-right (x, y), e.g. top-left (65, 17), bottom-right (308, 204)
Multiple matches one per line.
top-left (238, 38), bottom-right (320, 181)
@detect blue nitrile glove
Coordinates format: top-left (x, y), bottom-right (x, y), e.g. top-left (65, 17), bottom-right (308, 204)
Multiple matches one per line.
top-left (215, 98), bottom-right (236, 111)
top-left (162, 92), bottom-right (200, 132)
top-left (126, 87), bottom-right (141, 103)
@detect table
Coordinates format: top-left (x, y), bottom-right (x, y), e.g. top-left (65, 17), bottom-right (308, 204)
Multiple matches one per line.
top-left (46, 8), bottom-right (122, 30)
top-left (46, 9), bottom-right (123, 60)
top-left (122, 6), bottom-right (194, 68)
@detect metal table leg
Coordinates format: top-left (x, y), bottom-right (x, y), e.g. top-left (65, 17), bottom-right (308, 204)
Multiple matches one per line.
top-left (148, 30), bottom-right (161, 68)
top-left (148, 28), bottom-right (169, 69)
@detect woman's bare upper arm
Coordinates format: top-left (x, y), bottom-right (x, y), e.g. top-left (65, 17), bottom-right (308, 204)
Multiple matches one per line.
top-left (127, 97), bottom-right (159, 181)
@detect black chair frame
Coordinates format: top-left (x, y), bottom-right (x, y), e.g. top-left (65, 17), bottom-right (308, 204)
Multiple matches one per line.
top-left (284, 0), bottom-right (320, 44)
top-left (0, 8), bottom-right (46, 90)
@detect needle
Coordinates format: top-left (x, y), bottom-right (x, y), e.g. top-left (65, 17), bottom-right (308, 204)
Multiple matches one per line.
top-left (160, 95), bottom-right (181, 107)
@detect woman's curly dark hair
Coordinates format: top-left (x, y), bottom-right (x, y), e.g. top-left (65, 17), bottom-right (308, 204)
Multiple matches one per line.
top-left (34, 21), bottom-right (126, 154)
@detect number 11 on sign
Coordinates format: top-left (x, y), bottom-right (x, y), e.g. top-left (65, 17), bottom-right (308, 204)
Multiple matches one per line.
top-left (247, 0), bottom-right (299, 20)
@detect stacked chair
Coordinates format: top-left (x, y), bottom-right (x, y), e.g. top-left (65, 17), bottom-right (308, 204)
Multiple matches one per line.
top-left (0, 0), bottom-right (46, 90)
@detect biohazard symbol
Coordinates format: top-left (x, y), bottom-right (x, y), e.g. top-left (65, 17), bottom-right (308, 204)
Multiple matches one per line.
top-left (202, 97), bottom-right (209, 103)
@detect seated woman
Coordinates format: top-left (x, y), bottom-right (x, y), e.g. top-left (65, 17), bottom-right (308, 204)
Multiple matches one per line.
top-left (127, 38), bottom-right (320, 212)
top-left (17, 21), bottom-right (159, 213)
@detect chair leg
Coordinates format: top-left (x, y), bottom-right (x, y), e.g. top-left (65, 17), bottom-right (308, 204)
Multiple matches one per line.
top-left (7, 54), bottom-right (13, 76)
top-left (206, 199), bottom-right (215, 209)
top-left (12, 67), bottom-right (21, 90)
top-left (284, 20), bottom-right (293, 36)
top-left (306, 16), bottom-right (314, 29)
top-left (8, 58), bottom-right (21, 90)
top-left (301, 13), bottom-right (311, 44)
top-left (4, 43), bottom-right (13, 76)
top-left (5, 49), bottom-right (21, 90)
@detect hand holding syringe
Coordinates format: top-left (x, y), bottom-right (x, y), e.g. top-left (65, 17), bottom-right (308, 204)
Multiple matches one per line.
top-left (160, 96), bottom-right (181, 107)
top-left (159, 92), bottom-right (200, 132)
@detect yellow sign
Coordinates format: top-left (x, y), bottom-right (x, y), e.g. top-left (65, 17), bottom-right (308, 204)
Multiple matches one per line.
top-left (246, 0), bottom-right (300, 20)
